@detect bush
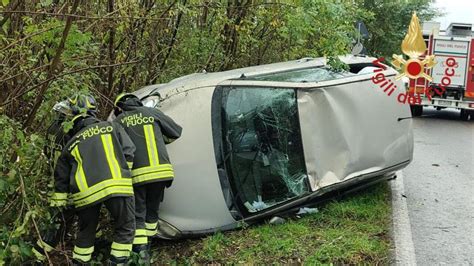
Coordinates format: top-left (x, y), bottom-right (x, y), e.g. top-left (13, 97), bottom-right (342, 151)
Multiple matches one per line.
top-left (0, 115), bottom-right (51, 263)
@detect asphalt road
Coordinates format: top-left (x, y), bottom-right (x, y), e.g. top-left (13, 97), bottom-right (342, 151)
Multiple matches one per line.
top-left (403, 107), bottom-right (474, 265)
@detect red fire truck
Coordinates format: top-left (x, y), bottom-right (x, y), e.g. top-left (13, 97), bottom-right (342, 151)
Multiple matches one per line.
top-left (409, 22), bottom-right (474, 120)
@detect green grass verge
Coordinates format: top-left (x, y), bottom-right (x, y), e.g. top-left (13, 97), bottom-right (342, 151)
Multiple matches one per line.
top-left (150, 182), bottom-right (392, 265)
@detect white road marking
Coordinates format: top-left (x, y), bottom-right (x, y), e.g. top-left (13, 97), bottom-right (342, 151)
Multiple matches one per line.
top-left (390, 171), bottom-right (417, 266)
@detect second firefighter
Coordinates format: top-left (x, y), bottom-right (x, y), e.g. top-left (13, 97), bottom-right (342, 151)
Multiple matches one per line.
top-left (113, 93), bottom-right (182, 260)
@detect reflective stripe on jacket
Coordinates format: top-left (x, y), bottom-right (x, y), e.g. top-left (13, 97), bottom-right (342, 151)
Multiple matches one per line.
top-left (115, 106), bottom-right (182, 186)
top-left (53, 117), bottom-right (136, 208)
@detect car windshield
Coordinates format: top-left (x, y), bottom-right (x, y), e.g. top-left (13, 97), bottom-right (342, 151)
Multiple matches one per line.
top-left (248, 67), bottom-right (354, 82)
top-left (221, 87), bottom-right (310, 213)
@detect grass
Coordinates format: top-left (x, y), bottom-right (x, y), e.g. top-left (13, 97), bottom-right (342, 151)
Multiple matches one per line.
top-left (149, 182), bottom-right (392, 265)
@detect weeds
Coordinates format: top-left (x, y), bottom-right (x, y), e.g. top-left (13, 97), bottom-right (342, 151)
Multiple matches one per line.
top-left (150, 183), bottom-right (392, 265)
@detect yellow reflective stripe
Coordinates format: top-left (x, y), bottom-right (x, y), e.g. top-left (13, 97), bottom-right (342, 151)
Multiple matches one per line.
top-left (131, 164), bottom-right (173, 177)
top-left (74, 246), bottom-right (94, 254)
top-left (74, 187), bottom-right (133, 207)
top-left (50, 197), bottom-right (67, 206)
top-left (133, 236), bottom-right (147, 245)
top-left (127, 162), bottom-right (133, 169)
top-left (72, 179), bottom-right (132, 200)
top-left (72, 252), bottom-right (91, 262)
top-left (132, 171), bottom-right (174, 184)
top-left (37, 240), bottom-right (54, 252)
top-left (111, 249), bottom-right (130, 258)
top-left (111, 242), bottom-right (132, 258)
top-left (144, 124), bottom-right (159, 166)
top-left (71, 147), bottom-right (88, 191)
top-left (134, 229), bottom-right (148, 244)
top-left (50, 193), bottom-right (68, 207)
top-left (101, 134), bottom-right (121, 179)
top-left (111, 242), bottom-right (132, 251)
top-left (114, 92), bottom-right (128, 106)
top-left (51, 193), bottom-right (68, 201)
top-left (136, 229), bottom-right (147, 236)
top-left (146, 229), bottom-right (157, 236)
top-left (50, 199), bottom-right (67, 203)
top-left (73, 245), bottom-right (94, 261)
top-left (32, 247), bottom-right (45, 261)
top-left (145, 222), bottom-right (158, 230)
top-left (71, 114), bottom-right (86, 124)
top-left (145, 222), bottom-right (158, 236)
top-left (50, 200), bottom-right (67, 207)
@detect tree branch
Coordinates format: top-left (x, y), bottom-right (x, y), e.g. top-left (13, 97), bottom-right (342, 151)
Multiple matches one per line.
top-left (152, 0), bottom-right (186, 83)
top-left (0, 10), bottom-right (171, 21)
top-left (22, 0), bottom-right (80, 129)
top-left (0, 0), bottom-right (21, 28)
top-left (0, 24), bottom-right (64, 52)
top-left (106, 0), bottom-right (116, 99)
top-left (1, 60), bottom-right (144, 108)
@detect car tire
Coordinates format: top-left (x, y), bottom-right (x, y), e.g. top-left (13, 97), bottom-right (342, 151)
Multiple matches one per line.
top-left (460, 109), bottom-right (470, 121)
top-left (411, 105), bottom-right (423, 117)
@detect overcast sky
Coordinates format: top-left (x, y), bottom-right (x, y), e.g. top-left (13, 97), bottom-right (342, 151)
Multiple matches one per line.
top-left (433, 0), bottom-right (474, 29)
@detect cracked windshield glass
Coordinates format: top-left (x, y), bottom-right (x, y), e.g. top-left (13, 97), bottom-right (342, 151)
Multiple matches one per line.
top-left (222, 87), bottom-right (309, 212)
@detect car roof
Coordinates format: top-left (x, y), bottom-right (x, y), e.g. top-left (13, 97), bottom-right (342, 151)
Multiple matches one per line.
top-left (134, 55), bottom-right (377, 99)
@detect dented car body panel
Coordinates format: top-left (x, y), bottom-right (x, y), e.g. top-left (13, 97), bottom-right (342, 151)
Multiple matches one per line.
top-left (128, 55), bottom-right (413, 238)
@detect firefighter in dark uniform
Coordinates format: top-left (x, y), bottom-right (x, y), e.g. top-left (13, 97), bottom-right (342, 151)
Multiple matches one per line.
top-left (113, 93), bottom-right (182, 261)
top-left (51, 94), bottom-right (137, 265)
top-left (32, 95), bottom-right (94, 262)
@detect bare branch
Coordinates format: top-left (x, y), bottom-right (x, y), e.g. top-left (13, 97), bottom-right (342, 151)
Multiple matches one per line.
top-left (153, 0), bottom-right (186, 83)
top-left (21, 0), bottom-right (81, 129)
top-left (1, 59), bottom-right (144, 108)
top-left (0, 10), bottom-right (172, 21)
top-left (0, 24), bottom-right (64, 52)
top-left (106, 0), bottom-right (116, 98)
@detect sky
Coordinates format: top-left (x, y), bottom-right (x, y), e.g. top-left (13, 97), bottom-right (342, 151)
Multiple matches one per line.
top-left (433, 0), bottom-right (474, 30)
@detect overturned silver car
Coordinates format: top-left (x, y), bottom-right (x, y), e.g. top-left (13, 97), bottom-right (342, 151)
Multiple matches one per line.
top-left (128, 55), bottom-right (413, 239)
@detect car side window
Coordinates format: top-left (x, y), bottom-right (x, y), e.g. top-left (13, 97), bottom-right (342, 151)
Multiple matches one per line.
top-left (221, 87), bottom-right (310, 213)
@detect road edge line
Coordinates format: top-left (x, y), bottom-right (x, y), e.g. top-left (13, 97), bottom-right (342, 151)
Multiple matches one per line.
top-left (390, 170), bottom-right (417, 266)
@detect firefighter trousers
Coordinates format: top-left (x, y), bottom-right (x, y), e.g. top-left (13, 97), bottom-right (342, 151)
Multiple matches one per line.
top-left (133, 182), bottom-right (166, 245)
top-left (73, 196), bottom-right (135, 263)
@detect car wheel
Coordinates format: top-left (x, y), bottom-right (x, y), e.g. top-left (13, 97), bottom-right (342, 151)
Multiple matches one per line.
top-left (411, 105), bottom-right (423, 117)
top-left (460, 109), bottom-right (470, 121)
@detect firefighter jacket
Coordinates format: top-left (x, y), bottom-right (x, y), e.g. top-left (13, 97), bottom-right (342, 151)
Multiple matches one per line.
top-left (114, 98), bottom-right (182, 186)
top-left (51, 115), bottom-right (136, 209)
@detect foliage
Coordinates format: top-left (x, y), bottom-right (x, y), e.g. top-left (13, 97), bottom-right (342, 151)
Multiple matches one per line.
top-left (356, 0), bottom-right (441, 57)
top-left (0, 115), bottom-right (50, 263)
top-left (149, 183), bottom-right (392, 264)
top-left (0, 0), bottom-right (437, 263)
top-left (327, 56), bottom-right (350, 72)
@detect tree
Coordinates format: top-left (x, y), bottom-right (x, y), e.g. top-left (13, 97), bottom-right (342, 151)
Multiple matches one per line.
top-left (356, 0), bottom-right (440, 57)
